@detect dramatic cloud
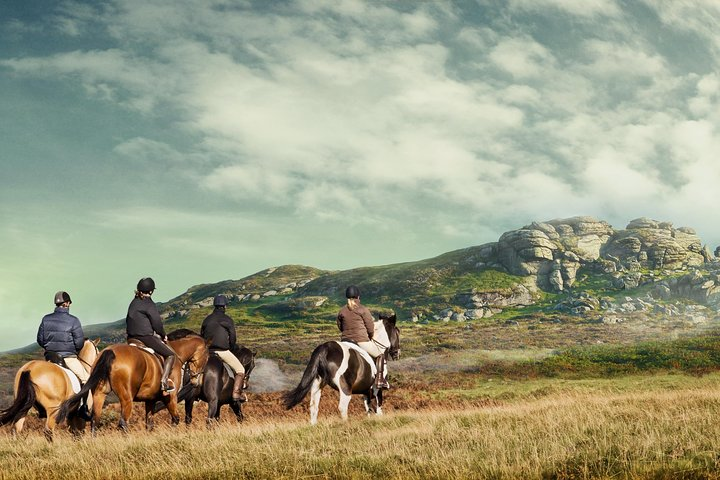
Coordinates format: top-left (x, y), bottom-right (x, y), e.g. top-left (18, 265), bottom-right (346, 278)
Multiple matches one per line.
top-left (2, 0), bottom-right (720, 350)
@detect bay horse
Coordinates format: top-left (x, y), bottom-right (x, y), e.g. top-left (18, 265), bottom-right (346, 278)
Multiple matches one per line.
top-left (57, 332), bottom-right (209, 433)
top-left (284, 314), bottom-right (400, 424)
top-left (155, 329), bottom-right (256, 426)
top-left (0, 338), bottom-right (100, 442)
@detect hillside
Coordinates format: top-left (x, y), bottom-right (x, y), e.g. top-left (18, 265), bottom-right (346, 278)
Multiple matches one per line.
top-left (3, 216), bottom-right (720, 404)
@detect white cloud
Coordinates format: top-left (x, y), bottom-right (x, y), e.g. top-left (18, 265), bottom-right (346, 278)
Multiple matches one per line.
top-left (579, 40), bottom-right (667, 79)
top-left (509, 0), bottom-right (622, 18)
top-left (641, 0), bottom-right (720, 56)
top-left (3, 0), bottom-right (720, 237)
top-left (489, 37), bottom-right (555, 78)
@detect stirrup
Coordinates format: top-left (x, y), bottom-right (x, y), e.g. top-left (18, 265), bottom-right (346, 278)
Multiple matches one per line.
top-left (161, 379), bottom-right (175, 394)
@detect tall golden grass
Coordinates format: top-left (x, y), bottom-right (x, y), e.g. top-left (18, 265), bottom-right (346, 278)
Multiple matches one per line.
top-left (1, 380), bottom-right (719, 479)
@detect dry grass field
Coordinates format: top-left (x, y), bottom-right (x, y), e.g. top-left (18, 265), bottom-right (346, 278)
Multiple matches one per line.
top-left (1, 372), bottom-right (720, 479)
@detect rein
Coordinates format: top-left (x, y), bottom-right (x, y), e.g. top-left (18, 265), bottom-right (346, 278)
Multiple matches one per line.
top-left (78, 343), bottom-right (100, 369)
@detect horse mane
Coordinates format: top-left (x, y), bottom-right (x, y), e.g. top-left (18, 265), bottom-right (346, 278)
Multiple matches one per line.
top-left (167, 328), bottom-right (200, 340)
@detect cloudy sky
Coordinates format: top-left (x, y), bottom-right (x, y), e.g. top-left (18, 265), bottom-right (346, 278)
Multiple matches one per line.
top-left (2, 0), bottom-right (720, 350)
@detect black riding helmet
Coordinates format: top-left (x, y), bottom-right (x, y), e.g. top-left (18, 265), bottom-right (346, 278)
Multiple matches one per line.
top-left (213, 294), bottom-right (227, 307)
top-left (54, 291), bottom-right (72, 305)
top-left (345, 285), bottom-right (360, 299)
top-left (137, 277), bottom-right (156, 293)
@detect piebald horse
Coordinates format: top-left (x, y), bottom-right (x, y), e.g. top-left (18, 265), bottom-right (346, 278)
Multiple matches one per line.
top-left (284, 314), bottom-right (400, 424)
top-left (58, 333), bottom-right (209, 433)
top-left (0, 339), bottom-right (100, 441)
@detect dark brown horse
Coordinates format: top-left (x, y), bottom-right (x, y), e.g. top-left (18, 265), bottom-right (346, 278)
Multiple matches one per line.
top-left (58, 333), bottom-right (209, 433)
top-left (0, 339), bottom-right (100, 442)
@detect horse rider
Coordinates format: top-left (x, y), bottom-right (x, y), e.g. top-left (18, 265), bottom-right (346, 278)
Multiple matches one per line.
top-left (125, 277), bottom-right (178, 392)
top-left (336, 285), bottom-right (390, 389)
top-left (37, 290), bottom-right (92, 419)
top-left (200, 295), bottom-right (247, 402)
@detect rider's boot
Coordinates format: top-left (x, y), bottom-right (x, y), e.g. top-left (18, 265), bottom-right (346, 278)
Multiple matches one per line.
top-left (232, 373), bottom-right (247, 403)
top-left (374, 355), bottom-right (390, 390)
top-left (161, 355), bottom-right (176, 393)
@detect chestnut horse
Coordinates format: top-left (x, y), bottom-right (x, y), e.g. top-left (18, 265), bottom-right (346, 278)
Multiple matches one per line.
top-left (284, 314), bottom-right (400, 424)
top-left (58, 333), bottom-right (209, 433)
top-left (0, 338), bottom-right (100, 442)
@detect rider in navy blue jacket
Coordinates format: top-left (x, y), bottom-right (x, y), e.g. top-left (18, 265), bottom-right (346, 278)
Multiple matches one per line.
top-left (37, 290), bottom-right (92, 420)
top-left (37, 291), bottom-right (85, 357)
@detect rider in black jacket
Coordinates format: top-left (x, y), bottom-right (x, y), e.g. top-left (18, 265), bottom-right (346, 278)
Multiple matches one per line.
top-left (125, 277), bottom-right (178, 392)
top-left (201, 295), bottom-right (246, 402)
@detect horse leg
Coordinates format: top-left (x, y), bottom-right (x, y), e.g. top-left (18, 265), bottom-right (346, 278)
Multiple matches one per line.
top-left (207, 396), bottom-right (220, 423)
top-left (166, 395), bottom-right (180, 426)
top-left (230, 398), bottom-right (244, 422)
top-left (184, 397), bottom-right (194, 425)
top-left (91, 390), bottom-right (107, 436)
top-left (363, 394), bottom-right (373, 416)
top-left (309, 378), bottom-right (322, 425)
top-left (12, 416), bottom-right (26, 437)
top-left (375, 389), bottom-right (384, 416)
top-left (144, 402), bottom-right (155, 431)
top-left (44, 408), bottom-right (58, 443)
top-left (69, 417), bottom-right (85, 439)
top-left (338, 390), bottom-right (352, 422)
top-left (117, 391), bottom-right (134, 433)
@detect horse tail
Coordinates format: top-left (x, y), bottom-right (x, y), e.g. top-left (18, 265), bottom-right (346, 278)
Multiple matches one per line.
top-left (283, 343), bottom-right (328, 410)
top-left (0, 371), bottom-right (36, 426)
top-left (57, 349), bottom-right (115, 424)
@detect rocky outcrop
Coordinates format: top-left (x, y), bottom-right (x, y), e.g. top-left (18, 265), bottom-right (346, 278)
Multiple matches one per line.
top-left (491, 216), bottom-right (712, 293)
top-left (602, 218), bottom-right (705, 270)
top-left (495, 216), bottom-right (613, 291)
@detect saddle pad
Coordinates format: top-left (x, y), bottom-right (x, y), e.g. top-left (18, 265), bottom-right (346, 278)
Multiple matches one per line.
top-left (59, 366), bottom-right (82, 393)
top-left (129, 343), bottom-right (155, 355)
top-left (338, 341), bottom-right (377, 376)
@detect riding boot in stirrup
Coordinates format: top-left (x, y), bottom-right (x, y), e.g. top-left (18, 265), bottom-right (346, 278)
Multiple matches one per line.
top-left (232, 373), bottom-right (247, 403)
top-left (161, 355), bottom-right (176, 393)
top-left (374, 355), bottom-right (390, 390)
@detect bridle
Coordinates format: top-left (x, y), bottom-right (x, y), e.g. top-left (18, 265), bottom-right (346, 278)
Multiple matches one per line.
top-left (373, 324), bottom-right (400, 359)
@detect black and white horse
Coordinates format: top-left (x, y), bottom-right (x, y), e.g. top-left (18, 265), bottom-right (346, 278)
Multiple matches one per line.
top-left (284, 314), bottom-right (400, 424)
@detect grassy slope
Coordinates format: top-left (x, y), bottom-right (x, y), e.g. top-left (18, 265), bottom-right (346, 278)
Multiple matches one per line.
top-left (2, 374), bottom-right (719, 479)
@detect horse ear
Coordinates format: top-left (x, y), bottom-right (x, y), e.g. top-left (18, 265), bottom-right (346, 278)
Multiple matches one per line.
top-left (93, 338), bottom-right (101, 346)
top-left (386, 314), bottom-right (397, 326)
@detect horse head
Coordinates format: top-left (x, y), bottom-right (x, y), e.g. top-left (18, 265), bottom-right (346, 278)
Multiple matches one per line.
top-left (380, 313), bottom-right (400, 360)
top-left (232, 345), bottom-right (255, 390)
top-left (168, 331), bottom-right (210, 387)
top-left (78, 338), bottom-right (101, 370)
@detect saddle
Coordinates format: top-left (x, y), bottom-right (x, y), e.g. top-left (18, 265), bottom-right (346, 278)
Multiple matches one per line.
top-left (128, 339), bottom-right (164, 363)
top-left (44, 351), bottom-right (69, 368)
